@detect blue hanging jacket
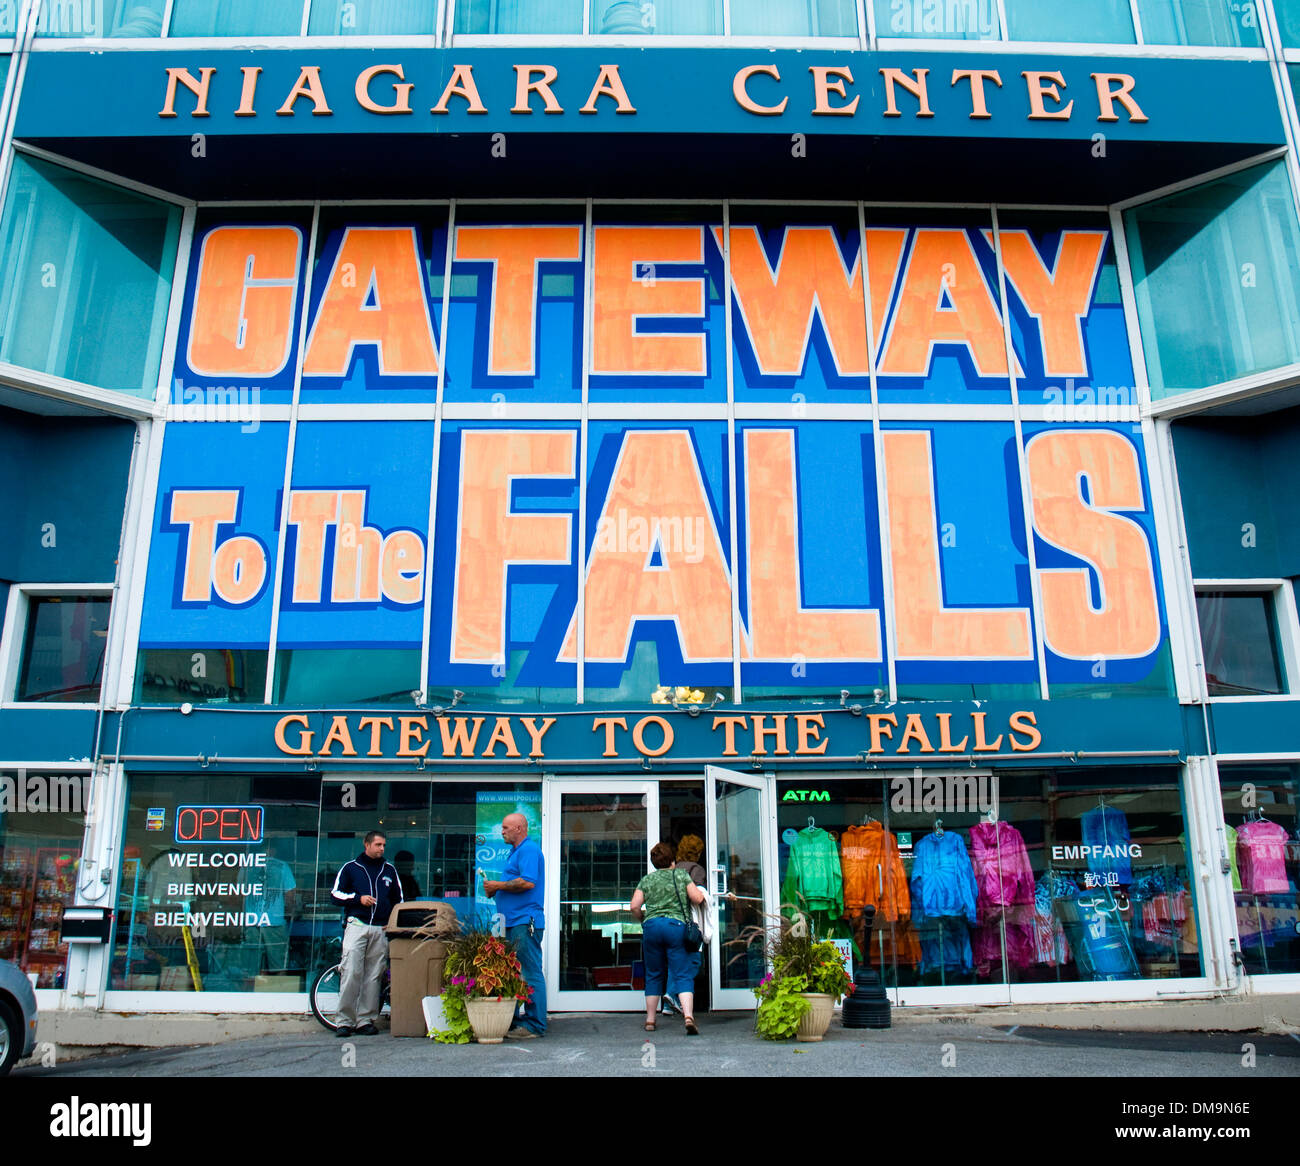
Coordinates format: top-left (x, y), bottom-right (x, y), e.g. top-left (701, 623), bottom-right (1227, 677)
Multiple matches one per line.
top-left (909, 831), bottom-right (978, 925)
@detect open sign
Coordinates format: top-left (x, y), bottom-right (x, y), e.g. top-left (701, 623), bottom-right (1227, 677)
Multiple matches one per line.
top-left (174, 805), bottom-right (265, 844)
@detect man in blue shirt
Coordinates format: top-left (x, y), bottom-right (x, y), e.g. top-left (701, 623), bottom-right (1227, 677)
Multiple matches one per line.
top-left (483, 813), bottom-right (546, 1038)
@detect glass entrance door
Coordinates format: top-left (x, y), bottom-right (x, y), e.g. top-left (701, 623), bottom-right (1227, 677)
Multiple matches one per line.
top-left (544, 780), bottom-right (657, 1012)
top-left (706, 766), bottom-right (777, 1009)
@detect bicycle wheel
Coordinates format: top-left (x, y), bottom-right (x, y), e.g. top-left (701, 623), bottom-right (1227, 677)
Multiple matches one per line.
top-left (310, 964), bottom-right (344, 1032)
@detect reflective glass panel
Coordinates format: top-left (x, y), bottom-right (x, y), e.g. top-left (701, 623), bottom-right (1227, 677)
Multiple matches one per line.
top-left (168, 0), bottom-right (304, 36)
top-left (1197, 591), bottom-right (1286, 696)
top-left (593, 0), bottom-right (721, 34)
top-left (1125, 161), bottom-right (1300, 397)
top-left (455, 0), bottom-right (583, 33)
top-left (872, 0), bottom-right (999, 39)
top-left (1136, 0), bottom-right (1262, 46)
top-left (0, 155), bottom-right (180, 397)
top-left (17, 596), bottom-right (110, 703)
top-left (1004, 0), bottom-right (1135, 42)
top-left (731, 0), bottom-right (858, 36)
top-left (306, 0), bottom-right (433, 33)
top-left (37, 0), bottom-right (165, 36)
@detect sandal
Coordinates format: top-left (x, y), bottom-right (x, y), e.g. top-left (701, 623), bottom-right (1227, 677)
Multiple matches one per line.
top-left (644, 1021), bottom-right (657, 1032)
top-left (684, 1017), bottom-right (699, 1035)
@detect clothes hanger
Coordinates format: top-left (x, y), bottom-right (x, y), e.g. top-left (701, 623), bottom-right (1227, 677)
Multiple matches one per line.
top-left (984, 809), bottom-right (998, 824)
top-left (861, 812), bottom-right (876, 826)
top-left (933, 818), bottom-right (944, 836)
top-left (807, 816), bottom-right (817, 830)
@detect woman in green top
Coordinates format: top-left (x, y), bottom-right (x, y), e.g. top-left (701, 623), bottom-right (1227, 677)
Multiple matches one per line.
top-left (631, 841), bottom-right (707, 1034)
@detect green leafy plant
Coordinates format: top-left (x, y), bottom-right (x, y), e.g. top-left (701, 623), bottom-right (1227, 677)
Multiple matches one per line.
top-left (753, 972), bottom-right (812, 1040)
top-left (733, 909), bottom-right (855, 1040)
top-left (430, 984), bottom-right (472, 1044)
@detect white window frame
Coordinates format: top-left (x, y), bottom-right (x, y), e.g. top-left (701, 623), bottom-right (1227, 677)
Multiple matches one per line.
top-left (0, 583), bottom-right (114, 709)
top-left (1192, 578), bottom-right (1300, 702)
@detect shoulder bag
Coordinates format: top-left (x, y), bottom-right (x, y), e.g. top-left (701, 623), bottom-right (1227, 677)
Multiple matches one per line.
top-left (672, 870), bottom-right (704, 952)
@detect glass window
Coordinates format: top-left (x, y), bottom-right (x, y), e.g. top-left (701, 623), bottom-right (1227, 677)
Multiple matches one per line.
top-left (1004, 0), bottom-right (1135, 42)
top-left (136, 648), bottom-right (270, 705)
top-left (16, 596), bottom-right (110, 703)
top-left (730, 0), bottom-right (858, 37)
top-left (872, 0), bottom-right (999, 39)
top-left (1276, 0), bottom-right (1300, 47)
top-left (168, 0), bottom-right (304, 36)
top-left (112, 774), bottom-right (323, 993)
top-left (1218, 765), bottom-right (1300, 976)
top-left (306, 0), bottom-right (433, 35)
top-left (776, 768), bottom-right (1201, 989)
top-left (37, 0), bottom-right (165, 36)
top-left (0, 155), bottom-right (180, 398)
top-left (1136, 0), bottom-right (1262, 46)
top-left (1125, 161), bottom-right (1300, 398)
top-left (1196, 589), bottom-right (1287, 695)
top-left (592, 0), bottom-right (722, 34)
top-left (454, 0), bottom-right (583, 34)
top-left (0, 775), bottom-right (87, 987)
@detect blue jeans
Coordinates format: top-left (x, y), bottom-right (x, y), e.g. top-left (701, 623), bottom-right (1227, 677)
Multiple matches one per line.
top-left (507, 923), bottom-right (546, 1034)
top-left (642, 916), bottom-right (695, 997)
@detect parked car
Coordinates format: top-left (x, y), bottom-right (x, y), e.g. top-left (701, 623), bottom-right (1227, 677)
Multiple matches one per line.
top-left (0, 960), bottom-right (38, 1074)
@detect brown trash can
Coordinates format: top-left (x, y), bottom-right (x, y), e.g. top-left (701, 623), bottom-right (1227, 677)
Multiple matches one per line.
top-left (385, 901), bottom-right (458, 1037)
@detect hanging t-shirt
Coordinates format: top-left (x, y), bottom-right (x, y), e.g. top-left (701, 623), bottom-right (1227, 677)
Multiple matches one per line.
top-left (1236, 819), bottom-right (1290, 894)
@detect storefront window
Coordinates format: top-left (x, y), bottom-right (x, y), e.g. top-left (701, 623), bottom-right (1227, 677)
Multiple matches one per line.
top-left (1136, 0), bottom-right (1262, 46)
top-left (112, 775), bottom-right (543, 992)
top-left (776, 768), bottom-right (1200, 989)
top-left (0, 771), bottom-right (87, 987)
top-left (1003, 0), bottom-right (1135, 42)
top-left (1218, 764), bottom-right (1300, 975)
top-left (1125, 160), bottom-right (1300, 398)
top-left (37, 0), bottom-right (165, 35)
top-left (168, 0), bottom-right (305, 36)
top-left (16, 595), bottom-right (110, 704)
top-left (872, 0), bottom-right (998, 39)
top-left (1196, 590), bottom-right (1287, 696)
top-left (730, 0), bottom-right (858, 36)
top-left (0, 155), bottom-right (180, 398)
top-left (455, 0), bottom-right (584, 34)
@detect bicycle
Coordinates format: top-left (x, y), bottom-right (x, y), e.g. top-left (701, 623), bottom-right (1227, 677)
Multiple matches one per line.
top-left (309, 935), bottom-right (392, 1033)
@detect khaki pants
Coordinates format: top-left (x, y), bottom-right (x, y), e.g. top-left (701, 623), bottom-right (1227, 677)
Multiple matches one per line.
top-left (339, 921), bottom-right (388, 1027)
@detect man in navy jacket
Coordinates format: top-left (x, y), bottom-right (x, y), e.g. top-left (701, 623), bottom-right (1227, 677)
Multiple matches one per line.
top-left (331, 830), bottom-right (404, 1037)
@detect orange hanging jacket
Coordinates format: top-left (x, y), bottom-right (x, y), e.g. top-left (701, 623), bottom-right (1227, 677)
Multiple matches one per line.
top-left (840, 822), bottom-right (911, 922)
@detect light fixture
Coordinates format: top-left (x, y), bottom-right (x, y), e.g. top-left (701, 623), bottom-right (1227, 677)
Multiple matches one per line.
top-left (840, 689), bottom-right (863, 716)
top-left (179, 702), bottom-right (193, 715)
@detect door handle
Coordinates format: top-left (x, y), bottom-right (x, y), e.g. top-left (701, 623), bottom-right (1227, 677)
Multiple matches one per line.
top-left (713, 867), bottom-right (728, 898)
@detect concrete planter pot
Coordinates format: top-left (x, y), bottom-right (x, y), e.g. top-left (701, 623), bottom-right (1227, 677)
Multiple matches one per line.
top-left (466, 996), bottom-right (519, 1044)
top-left (796, 992), bottom-right (834, 1041)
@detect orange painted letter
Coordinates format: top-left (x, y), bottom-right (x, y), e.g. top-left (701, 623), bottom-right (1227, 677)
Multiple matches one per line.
top-left (453, 430), bottom-right (575, 664)
top-left (302, 227), bottom-right (439, 377)
top-left (591, 227), bottom-right (707, 376)
top-left (1026, 430), bottom-right (1160, 660)
top-left (883, 431), bottom-right (1031, 660)
top-left (878, 229), bottom-right (1009, 379)
top-left (188, 226), bottom-right (301, 378)
top-left (454, 226), bottom-right (583, 376)
top-left (742, 429), bottom-right (880, 661)
top-left (726, 226), bottom-right (868, 377)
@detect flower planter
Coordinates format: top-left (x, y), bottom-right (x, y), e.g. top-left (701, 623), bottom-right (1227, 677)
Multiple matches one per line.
top-left (796, 992), bottom-right (834, 1042)
top-left (465, 996), bottom-right (519, 1044)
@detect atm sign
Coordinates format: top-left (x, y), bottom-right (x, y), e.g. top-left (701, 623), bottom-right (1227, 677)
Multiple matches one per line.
top-left (175, 804), bottom-right (265, 844)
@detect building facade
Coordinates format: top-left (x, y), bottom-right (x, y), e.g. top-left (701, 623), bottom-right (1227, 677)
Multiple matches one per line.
top-left (1, 0), bottom-right (1299, 1018)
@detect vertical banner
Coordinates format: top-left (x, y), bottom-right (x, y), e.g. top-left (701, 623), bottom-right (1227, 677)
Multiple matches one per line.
top-left (474, 790), bottom-right (543, 925)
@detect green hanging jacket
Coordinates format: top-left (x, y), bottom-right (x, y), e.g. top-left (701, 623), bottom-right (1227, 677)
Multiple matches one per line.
top-left (781, 827), bottom-right (844, 918)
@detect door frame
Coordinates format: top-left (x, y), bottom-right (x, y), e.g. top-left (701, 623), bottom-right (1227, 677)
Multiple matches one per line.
top-left (705, 765), bottom-right (779, 1009)
top-left (543, 777), bottom-right (659, 1012)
